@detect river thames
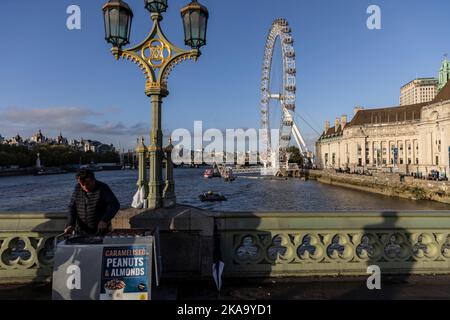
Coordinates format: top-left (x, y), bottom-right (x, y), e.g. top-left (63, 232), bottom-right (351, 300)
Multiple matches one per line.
top-left (0, 168), bottom-right (449, 212)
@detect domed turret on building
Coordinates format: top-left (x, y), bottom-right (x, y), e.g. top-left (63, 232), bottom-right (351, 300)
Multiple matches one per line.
top-left (56, 132), bottom-right (68, 145)
top-left (11, 134), bottom-right (23, 146)
top-left (438, 55), bottom-right (450, 91)
top-left (31, 129), bottom-right (45, 144)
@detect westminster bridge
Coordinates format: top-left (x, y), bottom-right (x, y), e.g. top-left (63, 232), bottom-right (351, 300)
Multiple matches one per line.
top-left (2, 206), bottom-right (450, 298)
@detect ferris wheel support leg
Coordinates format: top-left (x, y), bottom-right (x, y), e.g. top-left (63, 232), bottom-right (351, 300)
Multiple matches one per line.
top-left (292, 121), bottom-right (308, 154)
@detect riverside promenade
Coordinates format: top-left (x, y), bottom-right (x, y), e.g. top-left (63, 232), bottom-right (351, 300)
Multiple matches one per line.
top-left (310, 169), bottom-right (450, 204)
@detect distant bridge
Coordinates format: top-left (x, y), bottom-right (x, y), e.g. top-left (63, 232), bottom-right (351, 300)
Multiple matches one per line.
top-left (229, 166), bottom-right (264, 174)
top-left (217, 163), bottom-right (302, 176)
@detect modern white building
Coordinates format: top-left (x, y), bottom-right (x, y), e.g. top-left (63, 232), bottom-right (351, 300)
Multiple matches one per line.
top-left (400, 78), bottom-right (438, 106)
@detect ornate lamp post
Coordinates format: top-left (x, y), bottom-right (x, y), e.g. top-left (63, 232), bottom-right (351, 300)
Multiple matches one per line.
top-left (103, 0), bottom-right (208, 209)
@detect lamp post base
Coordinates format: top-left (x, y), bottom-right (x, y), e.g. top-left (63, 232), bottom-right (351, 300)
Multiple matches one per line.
top-left (147, 182), bottom-right (162, 209)
top-left (146, 198), bottom-right (162, 210)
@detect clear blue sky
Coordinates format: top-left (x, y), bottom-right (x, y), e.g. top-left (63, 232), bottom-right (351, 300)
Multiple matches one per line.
top-left (1, 0), bottom-right (450, 150)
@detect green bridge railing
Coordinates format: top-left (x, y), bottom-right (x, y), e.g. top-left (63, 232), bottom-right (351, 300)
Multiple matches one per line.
top-left (2, 211), bottom-right (450, 283)
top-left (0, 212), bottom-right (66, 283)
top-left (216, 211), bottom-right (450, 277)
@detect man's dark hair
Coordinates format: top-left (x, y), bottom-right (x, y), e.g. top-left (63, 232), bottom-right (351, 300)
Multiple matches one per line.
top-left (76, 169), bottom-right (95, 182)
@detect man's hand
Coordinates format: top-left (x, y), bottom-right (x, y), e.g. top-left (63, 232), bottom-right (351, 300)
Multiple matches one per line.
top-left (97, 221), bottom-right (109, 234)
top-left (64, 226), bottom-right (74, 235)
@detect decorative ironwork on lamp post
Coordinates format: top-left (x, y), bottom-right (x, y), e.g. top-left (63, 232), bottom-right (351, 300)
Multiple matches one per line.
top-left (102, 0), bottom-right (209, 209)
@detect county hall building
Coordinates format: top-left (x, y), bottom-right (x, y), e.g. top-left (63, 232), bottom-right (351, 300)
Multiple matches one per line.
top-left (316, 58), bottom-right (450, 177)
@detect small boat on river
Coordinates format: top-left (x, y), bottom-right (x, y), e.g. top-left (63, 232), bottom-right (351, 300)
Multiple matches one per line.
top-left (203, 167), bottom-right (221, 178)
top-left (203, 169), bottom-right (214, 178)
top-left (199, 191), bottom-right (227, 202)
top-left (222, 168), bottom-right (236, 182)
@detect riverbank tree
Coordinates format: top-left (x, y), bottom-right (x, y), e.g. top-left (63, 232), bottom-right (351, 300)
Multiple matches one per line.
top-left (287, 146), bottom-right (305, 164)
top-left (0, 144), bottom-right (120, 168)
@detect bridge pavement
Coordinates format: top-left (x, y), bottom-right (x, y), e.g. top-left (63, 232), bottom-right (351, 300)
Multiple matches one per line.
top-left (2, 275), bottom-right (450, 300)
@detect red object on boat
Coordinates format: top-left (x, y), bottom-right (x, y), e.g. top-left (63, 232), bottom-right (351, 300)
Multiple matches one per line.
top-left (203, 169), bottom-right (214, 178)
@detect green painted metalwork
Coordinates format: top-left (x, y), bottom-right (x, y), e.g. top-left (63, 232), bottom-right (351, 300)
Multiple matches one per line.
top-left (439, 56), bottom-right (450, 91)
top-left (136, 136), bottom-right (148, 197)
top-left (4, 211), bottom-right (450, 283)
top-left (107, 9), bottom-right (202, 209)
top-left (216, 211), bottom-right (450, 277)
top-left (0, 212), bottom-right (66, 284)
top-left (162, 138), bottom-right (176, 207)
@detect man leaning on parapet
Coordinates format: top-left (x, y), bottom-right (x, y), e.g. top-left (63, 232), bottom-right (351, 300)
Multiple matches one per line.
top-left (64, 169), bottom-right (120, 236)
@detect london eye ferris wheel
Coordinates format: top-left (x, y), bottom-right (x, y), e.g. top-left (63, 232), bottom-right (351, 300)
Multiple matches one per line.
top-left (260, 18), bottom-right (309, 173)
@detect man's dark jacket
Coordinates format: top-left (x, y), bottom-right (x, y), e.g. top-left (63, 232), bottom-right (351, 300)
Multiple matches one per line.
top-left (68, 180), bottom-right (120, 234)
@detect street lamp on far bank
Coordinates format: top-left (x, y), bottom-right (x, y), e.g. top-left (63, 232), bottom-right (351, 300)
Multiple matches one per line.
top-left (102, 0), bottom-right (209, 209)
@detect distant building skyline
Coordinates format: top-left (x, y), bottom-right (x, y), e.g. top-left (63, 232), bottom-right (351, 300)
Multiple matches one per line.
top-left (0, 129), bottom-right (116, 154)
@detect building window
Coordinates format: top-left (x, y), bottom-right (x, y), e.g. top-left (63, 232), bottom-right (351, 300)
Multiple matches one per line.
top-left (358, 158), bottom-right (362, 166)
top-left (325, 153), bottom-right (328, 166)
top-left (436, 156), bottom-right (439, 165)
top-left (332, 153), bottom-right (336, 165)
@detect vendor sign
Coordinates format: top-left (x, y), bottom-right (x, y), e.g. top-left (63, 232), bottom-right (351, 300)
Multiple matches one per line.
top-left (100, 246), bottom-right (150, 300)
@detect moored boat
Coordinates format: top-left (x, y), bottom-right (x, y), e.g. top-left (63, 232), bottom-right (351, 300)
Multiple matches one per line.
top-left (35, 168), bottom-right (68, 176)
top-left (80, 163), bottom-right (103, 171)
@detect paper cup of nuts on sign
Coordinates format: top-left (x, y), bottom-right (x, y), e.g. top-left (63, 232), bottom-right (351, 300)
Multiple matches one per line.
top-left (104, 279), bottom-right (126, 300)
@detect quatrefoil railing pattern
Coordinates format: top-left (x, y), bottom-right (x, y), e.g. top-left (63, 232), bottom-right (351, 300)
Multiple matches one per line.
top-left (231, 231), bottom-right (450, 265)
top-left (3, 211), bottom-right (450, 281)
top-left (0, 212), bottom-right (66, 283)
top-left (223, 228), bottom-right (450, 276)
top-left (0, 235), bottom-right (56, 270)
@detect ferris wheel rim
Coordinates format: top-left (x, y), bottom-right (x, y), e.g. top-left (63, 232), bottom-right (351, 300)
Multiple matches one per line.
top-left (260, 18), bottom-right (297, 165)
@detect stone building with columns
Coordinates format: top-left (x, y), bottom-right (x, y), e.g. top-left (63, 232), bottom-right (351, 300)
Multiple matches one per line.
top-left (315, 80), bottom-right (450, 177)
